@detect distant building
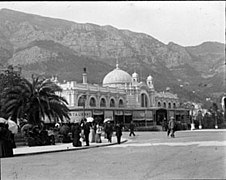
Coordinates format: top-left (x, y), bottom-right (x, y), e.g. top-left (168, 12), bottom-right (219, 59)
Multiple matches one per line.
top-left (51, 64), bottom-right (188, 128)
top-left (55, 64), bottom-right (179, 109)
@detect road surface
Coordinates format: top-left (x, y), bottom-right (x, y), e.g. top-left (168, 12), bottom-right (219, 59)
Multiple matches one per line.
top-left (1, 130), bottom-right (226, 180)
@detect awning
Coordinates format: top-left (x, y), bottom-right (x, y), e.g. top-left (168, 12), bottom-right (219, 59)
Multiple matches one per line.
top-left (105, 110), bottom-right (113, 119)
top-left (93, 110), bottom-right (104, 115)
top-left (124, 111), bottom-right (132, 116)
top-left (115, 110), bottom-right (123, 115)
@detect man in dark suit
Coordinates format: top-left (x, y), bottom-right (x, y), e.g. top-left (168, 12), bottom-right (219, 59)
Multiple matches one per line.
top-left (129, 121), bottom-right (136, 136)
top-left (82, 118), bottom-right (90, 146)
top-left (115, 122), bottom-right (123, 144)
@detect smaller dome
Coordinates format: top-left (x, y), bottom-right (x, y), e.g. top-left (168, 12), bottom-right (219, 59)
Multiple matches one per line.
top-left (132, 72), bottom-right (138, 78)
top-left (147, 75), bottom-right (153, 81)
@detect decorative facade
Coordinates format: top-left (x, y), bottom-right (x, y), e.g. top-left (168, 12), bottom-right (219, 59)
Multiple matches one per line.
top-left (54, 64), bottom-right (179, 110)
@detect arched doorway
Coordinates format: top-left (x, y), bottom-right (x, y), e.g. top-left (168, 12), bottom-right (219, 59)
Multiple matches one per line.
top-left (156, 108), bottom-right (167, 126)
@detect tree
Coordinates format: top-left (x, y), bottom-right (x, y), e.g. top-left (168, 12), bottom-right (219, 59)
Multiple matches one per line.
top-left (208, 102), bottom-right (224, 128)
top-left (1, 75), bottom-right (70, 125)
top-left (0, 65), bottom-right (23, 117)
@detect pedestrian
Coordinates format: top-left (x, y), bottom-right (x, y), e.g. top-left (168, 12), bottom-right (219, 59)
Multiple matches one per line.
top-left (105, 121), bottom-right (113, 143)
top-left (82, 118), bottom-right (90, 146)
top-left (71, 122), bottom-right (82, 147)
top-left (95, 123), bottom-right (102, 143)
top-left (90, 121), bottom-right (96, 143)
top-left (0, 122), bottom-right (14, 158)
top-left (129, 121), bottom-right (136, 137)
top-left (162, 117), bottom-right (167, 131)
top-left (168, 116), bottom-right (175, 138)
top-left (115, 122), bottom-right (123, 144)
top-left (103, 122), bottom-right (107, 139)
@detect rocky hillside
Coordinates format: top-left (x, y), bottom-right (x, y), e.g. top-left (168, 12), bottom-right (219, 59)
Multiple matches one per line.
top-left (0, 8), bottom-right (225, 104)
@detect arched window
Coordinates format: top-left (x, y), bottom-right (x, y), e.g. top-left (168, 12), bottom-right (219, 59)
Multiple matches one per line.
top-left (173, 103), bottom-right (176, 108)
top-left (119, 99), bottom-right (124, 108)
top-left (158, 102), bottom-right (161, 107)
top-left (100, 98), bottom-right (106, 107)
top-left (78, 96), bottom-right (85, 107)
top-left (168, 103), bottom-right (171, 109)
top-left (141, 93), bottom-right (148, 107)
top-left (110, 99), bottom-right (115, 107)
top-left (163, 102), bottom-right (166, 108)
top-left (89, 97), bottom-right (96, 107)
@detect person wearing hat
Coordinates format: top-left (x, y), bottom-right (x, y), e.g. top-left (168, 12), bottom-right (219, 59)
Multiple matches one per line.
top-left (115, 122), bottom-right (124, 144)
top-left (167, 116), bottom-right (175, 138)
top-left (105, 121), bottom-right (113, 143)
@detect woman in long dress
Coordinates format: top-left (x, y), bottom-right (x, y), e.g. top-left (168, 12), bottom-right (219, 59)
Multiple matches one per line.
top-left (95, 124), bottom-right (102, 143)
top-left (90, 122), bottom-right (96, 143)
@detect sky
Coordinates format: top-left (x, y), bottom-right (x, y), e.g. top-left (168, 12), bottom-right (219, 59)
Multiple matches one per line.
top-left (0, 1), bottom-right (225, 46)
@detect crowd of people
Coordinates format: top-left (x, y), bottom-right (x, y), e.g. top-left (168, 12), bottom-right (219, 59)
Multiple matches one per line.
top-left (70, 118), bottom-right (124, 147)
top-left (1, 116), bottom-right (177, 158)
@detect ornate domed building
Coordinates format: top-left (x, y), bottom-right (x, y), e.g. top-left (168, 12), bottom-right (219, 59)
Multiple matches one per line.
top-left (103, 64), bottom-right (132, 88)
top-left (54, 64), bottom-right (189, 129)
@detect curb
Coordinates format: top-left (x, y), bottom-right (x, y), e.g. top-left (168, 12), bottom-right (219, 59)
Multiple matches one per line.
top-left (13, 139), bottom-right (128, 157)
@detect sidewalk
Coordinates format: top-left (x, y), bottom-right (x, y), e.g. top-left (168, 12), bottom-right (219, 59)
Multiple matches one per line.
top-left (13, 136), bottom-right (127, 157)
top-left (188, 129), bottom-right (226, 132)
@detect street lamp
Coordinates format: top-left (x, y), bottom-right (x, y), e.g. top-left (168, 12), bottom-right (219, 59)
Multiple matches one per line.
top-left (214, 112), bottom-right (218, 129)
top-left (198, 110), bottom-right (202, 129)
top-left (191, 104), bottom-right (195, 130)
top-left (222, 96), bottom-right (226, 122)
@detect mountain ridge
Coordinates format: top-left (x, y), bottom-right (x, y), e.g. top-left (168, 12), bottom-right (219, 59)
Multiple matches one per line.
top-left (0, 8), bottom-right (225, 105)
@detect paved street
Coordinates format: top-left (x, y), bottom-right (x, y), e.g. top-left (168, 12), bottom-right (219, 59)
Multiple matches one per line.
top-left (1, 130), bottom-right (226, 180)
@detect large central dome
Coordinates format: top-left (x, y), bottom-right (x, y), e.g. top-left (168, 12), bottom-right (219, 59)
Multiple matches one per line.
top-left (103, 64), bottom-right (132, 88)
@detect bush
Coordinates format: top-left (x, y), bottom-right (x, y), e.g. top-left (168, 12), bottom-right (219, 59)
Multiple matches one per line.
top-left (219, 122), bottom-right (226, 129)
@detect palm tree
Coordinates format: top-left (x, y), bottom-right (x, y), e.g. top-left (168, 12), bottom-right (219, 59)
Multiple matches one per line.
top-left (1, 75), bottom-right (70, 125)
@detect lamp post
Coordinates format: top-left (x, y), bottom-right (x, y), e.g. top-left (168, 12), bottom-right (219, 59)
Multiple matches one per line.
top-left (191, 104), bottom-right (195, 130)
top-left (222, 96), bottom-right (226, 122)
top-left (198, 110), bottom-right (202, 129)
top-left (82, 94), bottom-right (87, 120)
top-left (214, 112), bottom-right (218, 129)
